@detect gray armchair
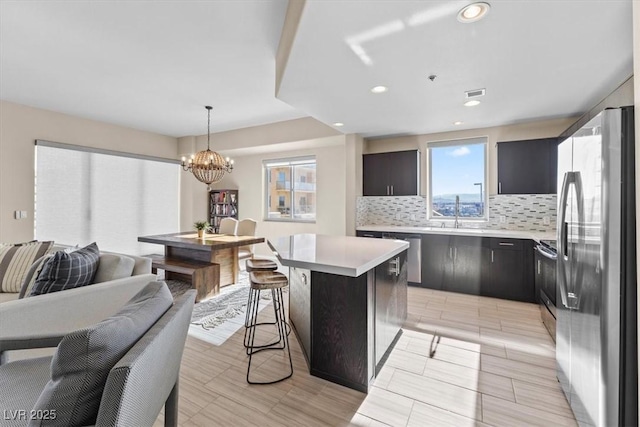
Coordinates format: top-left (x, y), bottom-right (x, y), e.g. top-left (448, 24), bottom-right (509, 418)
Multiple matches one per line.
top-left (0, 282), bottom-right (196, 427)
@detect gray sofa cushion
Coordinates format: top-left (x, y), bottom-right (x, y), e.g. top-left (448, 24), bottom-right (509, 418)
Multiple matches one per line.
top-left (30, 243), bottom-right (100, 296)
top-left (29, 281), bottom-right (173, 427)
top-left (0, 356), bottom-right (53, 427)
top-left (93, 254), bottom-right (135, 284)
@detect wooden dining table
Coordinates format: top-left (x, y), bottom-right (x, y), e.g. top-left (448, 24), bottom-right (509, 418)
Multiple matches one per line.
top-left (138, 231), bottom-right (265, 287)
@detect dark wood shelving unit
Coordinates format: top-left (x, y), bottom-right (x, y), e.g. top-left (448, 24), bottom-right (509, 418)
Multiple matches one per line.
top-left (209, 189), bottom-right (238, 233)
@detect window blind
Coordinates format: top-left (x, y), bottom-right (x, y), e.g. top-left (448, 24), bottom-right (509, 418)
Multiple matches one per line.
top-left (35, 141), bottom-right (179, 256)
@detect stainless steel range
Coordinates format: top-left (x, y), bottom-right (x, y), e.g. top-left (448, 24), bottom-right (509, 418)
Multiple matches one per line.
top-left (534, 240), bottom-right (557, 341)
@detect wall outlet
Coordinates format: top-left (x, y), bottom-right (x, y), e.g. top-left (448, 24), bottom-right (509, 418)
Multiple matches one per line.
top-left (14, 210), bottom-right (27, 219)
top-left (499, 215), bottom-right (506, 224)
top-left (543, 216), bottom-right (550, 225)
top-left (395, 212), bottom-right (402, 220)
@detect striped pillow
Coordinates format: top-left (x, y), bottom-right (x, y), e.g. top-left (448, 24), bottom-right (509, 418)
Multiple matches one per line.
top-left (0, 241), bottom-right (54, 293)
top-left (18, 253), bottom-right (55, 298)
top-left (30, 242), bottom-right (100, 296)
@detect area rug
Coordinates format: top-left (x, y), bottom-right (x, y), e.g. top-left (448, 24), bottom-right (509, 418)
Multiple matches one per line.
top-left (165, 270), bottom-right (284, 346)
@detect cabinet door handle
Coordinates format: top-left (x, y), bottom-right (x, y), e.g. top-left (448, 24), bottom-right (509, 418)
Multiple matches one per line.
top-left (537, 260), bottom-right (541, 275)
top-left (454, 247), bottom-right (457, 260)
top-left (499, 182), bottom-right (502, 194)
top-left (491, 250), bottom-right (494, 263)
top-left (389, 257), bottom-right (400, 276)
top-left (449, 247), bottom-right (453, 259)
top-left (498, 242), bottom-right (514, 246)
top-left (301, 273), bottom-right (307, 285)
top-left (386, 185), bottom-right (390, 195)
top-left (391, 185), bottom-right (394, 195)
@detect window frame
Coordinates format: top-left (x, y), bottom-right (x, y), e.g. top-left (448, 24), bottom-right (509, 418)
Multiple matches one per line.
top-left (263, 155), bottom-right (317, 223)
top-left (426, 137), bottom-right (489, 222)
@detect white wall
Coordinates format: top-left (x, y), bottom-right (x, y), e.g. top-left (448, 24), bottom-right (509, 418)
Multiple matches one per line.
top-left (365, 117), bottom-right (577, 196)
top-left (0, 100), bottom-right (178, 243)
top-left (197, 136), bottom-right (347, 257)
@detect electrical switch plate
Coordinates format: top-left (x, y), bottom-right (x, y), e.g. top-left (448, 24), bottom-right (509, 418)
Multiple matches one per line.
top-left (14, 210), bottom-right (20, 219)
top-left (543, 216), bottom-right (550, 225)
top-left (20, 211), bottom-right (27, 219)
top-left (395, 213), bottom-right (402, 220)
top-left (499, 215), bottom-right (506, 223)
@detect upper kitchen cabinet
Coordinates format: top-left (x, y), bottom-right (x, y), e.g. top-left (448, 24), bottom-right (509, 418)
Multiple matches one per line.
top-left (363, 150), bottom-right (420, 196)
top-left (497, 138), bottom-right (558, 194)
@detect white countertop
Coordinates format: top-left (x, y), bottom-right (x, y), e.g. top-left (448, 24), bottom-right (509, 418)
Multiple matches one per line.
top-left (268, 234), bottom-right (409, 277)
top-left (356, 225), bottom-right (556, 242)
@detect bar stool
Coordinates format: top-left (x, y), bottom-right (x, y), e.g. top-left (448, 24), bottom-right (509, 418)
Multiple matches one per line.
top-left (244, 258), bottom-right (279, 347)
top-left (245, 271), bottom-right (293, 385)
top-left (245, 258), bottom-right (278, 272)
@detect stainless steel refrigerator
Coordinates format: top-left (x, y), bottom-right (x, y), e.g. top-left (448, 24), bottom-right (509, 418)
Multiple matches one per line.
top-left (557, 106), bottom-right (637, 427)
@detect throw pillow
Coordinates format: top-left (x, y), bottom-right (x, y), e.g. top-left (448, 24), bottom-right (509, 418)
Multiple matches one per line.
top-left (18, 253), bottom-right (54, 298)
top-left (0, 241), bottom-right (54, 293)
top-left (92, 253), bottom-right (135, 283)
top-left (29, 281), bottom-right (173, 427)
top-left (30, 242), bottom-right (100, 296)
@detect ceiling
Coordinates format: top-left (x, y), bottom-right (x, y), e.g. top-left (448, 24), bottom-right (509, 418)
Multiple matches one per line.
top-left (0, 1), bottom-right (634, 140)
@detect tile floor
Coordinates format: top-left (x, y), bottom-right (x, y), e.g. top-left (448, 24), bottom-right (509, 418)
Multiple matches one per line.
top-left (155, 285), bottom-right (577, 427)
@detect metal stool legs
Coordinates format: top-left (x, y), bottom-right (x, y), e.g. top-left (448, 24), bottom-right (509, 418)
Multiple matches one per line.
top-left (246, 287), bottom-right (293, 385)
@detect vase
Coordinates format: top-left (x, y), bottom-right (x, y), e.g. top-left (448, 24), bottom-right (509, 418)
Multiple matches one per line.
top-left (197, 229), bottom-right (204, 239)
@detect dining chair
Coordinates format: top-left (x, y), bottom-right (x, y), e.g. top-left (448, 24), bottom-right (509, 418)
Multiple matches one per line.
top-left (219, 217), bottom-right (238, 235)
top-left (237, 218), bottom-right (257, 268)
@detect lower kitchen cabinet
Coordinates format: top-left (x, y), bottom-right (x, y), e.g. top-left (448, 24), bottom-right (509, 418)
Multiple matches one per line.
top-left (422, 235), bottom-right (535, 302)
top-left (420, 234), bottom-right (451, 290)
top-left (483, 239), bottom-right (534, 302)
top-left (443, 236), bottom-right (483, 296)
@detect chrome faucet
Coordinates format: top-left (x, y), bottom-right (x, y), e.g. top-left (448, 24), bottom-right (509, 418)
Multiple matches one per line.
top-left (454, 195), bottom-right (461, 229)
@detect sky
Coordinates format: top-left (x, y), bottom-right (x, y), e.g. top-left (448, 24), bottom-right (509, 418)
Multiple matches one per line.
top-left (431, 142), bottom-right (485, 198)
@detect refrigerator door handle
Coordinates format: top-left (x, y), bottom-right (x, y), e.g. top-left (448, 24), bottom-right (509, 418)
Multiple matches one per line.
top-left (570, 171), bottom-right (586, 309)
top-left (557, 171), bottom-right (574, 309)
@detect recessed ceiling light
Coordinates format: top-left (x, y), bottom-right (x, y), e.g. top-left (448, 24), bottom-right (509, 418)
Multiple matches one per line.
top-left (457, 2), bottom-right (491, 23)
top-left (464, 100), bottom-right (481, 107)
top-left (453, 121), bottom-right (463, 125)
top-left (371, 85), bottom-right (388, 94)
top-left (333, 122), bottom-right (344, 127)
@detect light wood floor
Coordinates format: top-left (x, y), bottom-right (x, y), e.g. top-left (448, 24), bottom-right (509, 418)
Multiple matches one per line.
top-left (155, 286), bottom-right (577, 427)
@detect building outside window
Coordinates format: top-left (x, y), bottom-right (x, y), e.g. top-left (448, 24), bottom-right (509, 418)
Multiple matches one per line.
top-left (264, 156), bottom-right (316, 221)
top-left (427, 137), bottom-right (488, 220)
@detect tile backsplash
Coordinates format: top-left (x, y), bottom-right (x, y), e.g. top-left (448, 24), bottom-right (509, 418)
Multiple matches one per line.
top-left (356, 194), bottom-right (556, 233)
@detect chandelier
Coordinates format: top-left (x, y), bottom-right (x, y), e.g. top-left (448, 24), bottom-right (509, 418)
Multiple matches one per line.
top-left (181, 106), bottom-right (233, 190)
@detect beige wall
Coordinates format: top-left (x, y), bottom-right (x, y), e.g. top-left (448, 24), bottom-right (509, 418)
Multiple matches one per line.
top-left (345, 133), bottom-right (364, 235)
top-left (0, 100), bottom-right (178, 243)
top-left (365, 117), bottom-right (577, 196)
top-left (199, 137), bottom-right (347, 257)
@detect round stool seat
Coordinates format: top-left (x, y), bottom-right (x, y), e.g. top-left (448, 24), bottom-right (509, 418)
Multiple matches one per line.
top-left (250, 271), bottom-right (288, 290)
top-left (246, 259), bottom-right (278, 272)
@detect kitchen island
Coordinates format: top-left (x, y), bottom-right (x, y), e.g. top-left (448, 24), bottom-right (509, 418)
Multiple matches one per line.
top-left (268, 234), bottom-right (409, 392)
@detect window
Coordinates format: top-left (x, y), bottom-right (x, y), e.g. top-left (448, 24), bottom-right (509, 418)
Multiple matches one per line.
top-left (264, 156), bottom-right (316, 221)
top-left (35, 140), bottom-right (180, 255)
top-left (427, 137), bottom-right (488, 220)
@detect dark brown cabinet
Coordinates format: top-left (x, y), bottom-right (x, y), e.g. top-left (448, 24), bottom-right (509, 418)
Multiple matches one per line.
top-left (374, 251), bottom-right (407, 368)
top-left (483, 239), bottom-right (534, 302)
top-left (421, 234), bottom-right (535, 302)
top-left (497, 138), bottom-right (558, 194)
top-left (420, 234), bottom-right (451, 290)
top-left (363, 150), bottom-right (419, 196)
top-left (443, 236), bottom-right (484, 296)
